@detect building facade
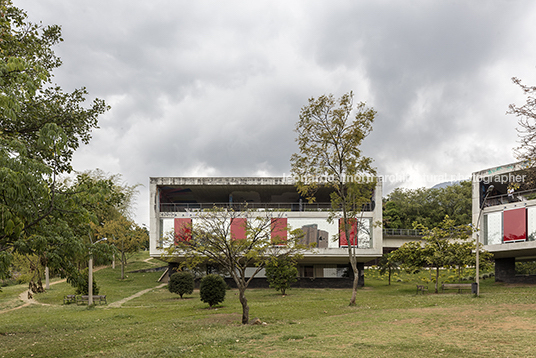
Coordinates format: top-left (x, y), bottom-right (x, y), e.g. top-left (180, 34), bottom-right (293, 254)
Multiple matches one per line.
top-left (472, 161), bottom-right (536, 283)
top-left (149, 176), bottom-right (383, 287)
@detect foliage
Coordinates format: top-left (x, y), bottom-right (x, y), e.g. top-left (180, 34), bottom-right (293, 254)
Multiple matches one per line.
top-left (168, 271), bottom-right (195, 299)
top-left (516, 261), bottom-right (536, 275)
top-left (0, 1), bottom-right (109, 286)
top-left (169, 207), bottom-right (306, 324)
top-left (69, 268), bottom-right (99, 296)
top-left (290, 91), bottom-right (376, 306)
top-left (509, 76), bottom-right (536, 164)
top-left (265, 257), bottom-right (298, 295)
top-left (391, 216), bottom-right (492, 293)
top-left (199, 274), bottom-right (226, 308)
top-left (384, 181), bottom-right (472, 228)
top-left (377, 252), bottom-right (399, 285)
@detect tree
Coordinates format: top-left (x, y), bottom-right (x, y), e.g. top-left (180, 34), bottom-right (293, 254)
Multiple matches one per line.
top-left (384, 181), bottom-right (472, 229)
top-left (377, 252), bottom-right (399, 285)
top-left (392, 216), bottom-right (491, 293)
top-left (509, 76), bottom-right (536, 164)
top-left (170, 208), bottom-right (305, 324)
top-left (168, 271), bottom-right (194, 299)
top-left (0, 1), bottom-right (108, 285)
top-left (265, 256), bottom-right (298, 295)
top-left (199, 274), bottom-right (226, 308)
top-left (290, 91), bottom-right (376, 306)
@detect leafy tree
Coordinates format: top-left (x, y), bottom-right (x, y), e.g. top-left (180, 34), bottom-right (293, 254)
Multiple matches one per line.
top-left (0, 1), bottom-right (108, 286)
top-left (290, 91), bottom-right (376, 306)
top-left (392, 216), bottom-right (491, 293)
top-left (384, 181), bottom-right (472, 229)
top-left (168, 271), bottom-right (194, 299)
top-left (377, 252), bottom-right (399, 285)
top-left (199, 274), bottom-right (226, 308)
top-left (170, 208), bottom-right (306, 324)
top-left (265, 257), bottom-right (298, 295)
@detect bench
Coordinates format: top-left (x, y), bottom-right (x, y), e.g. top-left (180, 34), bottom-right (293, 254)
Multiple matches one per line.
top-left (441, 283), bottom-right (472, 293)
top-left (63, 295), bottom-right (76, 304)
top-left (76, 295), bottom-right (107, 305)
top-left (416, 285), bottom-right (428, 294)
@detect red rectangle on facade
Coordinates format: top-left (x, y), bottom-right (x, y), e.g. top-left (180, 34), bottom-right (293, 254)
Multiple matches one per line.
top-left (339, 218), bottom-right (358, 247)
top-left (231, 218), bottom-right (247, 240)
top-left (271, 218), bottom-right (287, 244)
top-left (503, 208), bottom-right (526, 242)
top-left (174, 218), bottom-right (192, 243)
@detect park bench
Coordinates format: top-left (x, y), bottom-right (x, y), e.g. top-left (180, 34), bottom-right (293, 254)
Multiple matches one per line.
top-left (76, 295), bottom-right (107, 305)
top-left (441, 283), bottom-right (472, 293)
top-left (63, 295), bottom-right (76, 304)
top-left (416, 285), bottom-right (428, 294)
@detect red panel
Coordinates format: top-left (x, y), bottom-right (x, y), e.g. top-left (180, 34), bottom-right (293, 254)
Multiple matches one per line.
top-left (231, 218), bottom-right (247, 240)
top-left (503, 208), bottom-right (526, 242)
top-left (174, 218), bottom-right (192, 243)
top-left (271, 218), bottom-right (287, 244)
top-left (339, 218), bottom-right (358, 247)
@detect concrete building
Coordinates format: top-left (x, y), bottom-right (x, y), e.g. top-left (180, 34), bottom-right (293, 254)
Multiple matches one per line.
top-left (472, 161), bottom-right (536, 283)
top-left (149, 176), bottom-right (383, 287)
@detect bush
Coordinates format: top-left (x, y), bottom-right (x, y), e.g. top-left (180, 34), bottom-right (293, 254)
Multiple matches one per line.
top-left (199, 274), bottom-right (226, 308)
top-left (168, 271), bottom-right (194, 298)
top-left (69, 268), bottom-right (99, 296)
top-left (265, 258), bottom-right (298, 295)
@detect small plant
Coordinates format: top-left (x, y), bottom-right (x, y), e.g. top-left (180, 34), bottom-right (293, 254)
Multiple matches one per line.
top-left (68, 268), bottom-right (99, 295)
top-left (199, 274), bottom-right (226, 308)
top-left (265, 257), bottom-right (298, 295)
top-left (168, 271), bottom-right (194, 298)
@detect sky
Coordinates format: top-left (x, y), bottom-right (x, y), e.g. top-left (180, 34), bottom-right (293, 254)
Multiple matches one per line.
top-left (17, 0), bottom-right (536, 227)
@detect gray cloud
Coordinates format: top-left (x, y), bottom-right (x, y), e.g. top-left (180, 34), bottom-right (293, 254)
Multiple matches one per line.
top-left (17, 0), bottom-right (536, 225)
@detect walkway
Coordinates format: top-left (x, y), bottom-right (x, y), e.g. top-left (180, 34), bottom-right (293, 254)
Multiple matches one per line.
top-left (107, 283), bottom-right (167, 308)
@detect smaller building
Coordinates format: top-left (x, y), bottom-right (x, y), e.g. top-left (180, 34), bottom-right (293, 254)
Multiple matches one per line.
top-left (149, 176), bottom-right (383, 287)
top-left (472, 161), bottom-right (536, 282)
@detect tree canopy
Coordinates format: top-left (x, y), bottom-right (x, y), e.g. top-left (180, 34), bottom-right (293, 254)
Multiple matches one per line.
top-left (290, 91), bottom-right (376, 306)
top-left (383, 181), bottom-right (472, 229)
top-left (0, 1), bottom-right (109, 286)
top-left (169, 208), bottom-right (305, 324)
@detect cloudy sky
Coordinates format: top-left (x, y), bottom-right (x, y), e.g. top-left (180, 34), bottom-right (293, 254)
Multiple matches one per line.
top-left (18, 0), bottom-right (536, 226)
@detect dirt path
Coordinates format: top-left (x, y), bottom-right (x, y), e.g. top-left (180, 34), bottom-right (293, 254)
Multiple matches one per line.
top-left (0, 266), bottom-right (107, 314)
top-left (107, 283), bottom-right (167, 308)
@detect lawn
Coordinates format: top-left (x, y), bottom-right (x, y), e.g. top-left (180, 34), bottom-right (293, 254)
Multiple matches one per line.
top-left (2, 255), bottom-right (536, 357)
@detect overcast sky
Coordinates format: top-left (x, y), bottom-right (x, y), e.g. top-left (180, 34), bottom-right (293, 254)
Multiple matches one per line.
top-left (18, 0), bottom-right (536, 226)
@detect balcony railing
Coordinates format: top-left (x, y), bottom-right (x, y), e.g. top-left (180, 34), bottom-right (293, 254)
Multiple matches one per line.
top-left (159, 201), bottom-right (375, 213)
top-left (382, 228), bottom-right (424, 237)
top-left (484, 188), bottom-right (536, 208)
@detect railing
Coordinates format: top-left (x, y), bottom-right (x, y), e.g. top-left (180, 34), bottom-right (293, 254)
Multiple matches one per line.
top-left (160, 201), bottom-right (375, 212)
top-left (382, 228), bottom-right (424, 237)
top-left (484, 188), bottom-right (536, 208)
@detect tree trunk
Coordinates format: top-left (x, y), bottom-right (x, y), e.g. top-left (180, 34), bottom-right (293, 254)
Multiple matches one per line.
top-left (435, 267), bottom-right (439, 293)
top-left (238, 286), bottom-right (249, 325)
top-left (121, 251), bottom-right (125, 280)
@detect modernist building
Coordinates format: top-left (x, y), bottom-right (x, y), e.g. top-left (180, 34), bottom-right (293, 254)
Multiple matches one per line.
top-left (472, 161), bottom-right (536, 283)
top-left (149, 176), bottom-right (383, 287)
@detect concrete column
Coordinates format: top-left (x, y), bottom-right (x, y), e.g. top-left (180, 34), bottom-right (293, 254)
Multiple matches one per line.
top-left (495, 257), bottom-right (516, 283)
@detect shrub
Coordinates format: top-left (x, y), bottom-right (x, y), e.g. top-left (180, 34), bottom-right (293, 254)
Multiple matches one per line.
top-left (168, 271), bottom-right (194, 298)
top-left (69, 268), bottom-right (99, 296)
top-left (199, 274), bottom-right (226, 308)
top-left (265, 258), bottom-right (298, 295)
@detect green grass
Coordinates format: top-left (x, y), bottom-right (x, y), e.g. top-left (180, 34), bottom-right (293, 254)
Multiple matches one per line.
top-left (2, 256), bottom-right (536, 357)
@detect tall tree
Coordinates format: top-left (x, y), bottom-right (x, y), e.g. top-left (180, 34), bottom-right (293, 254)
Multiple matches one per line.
top-left (169, 208), bottom-right (305, 324)
top-left (0, 1), bottom-right (108, 284)
top-left (290, 91), bottom-right (376, 306)
top-left (509, 76), bottom-right (536, 164)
